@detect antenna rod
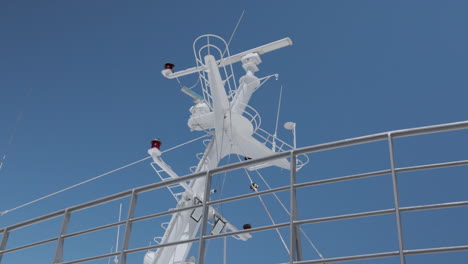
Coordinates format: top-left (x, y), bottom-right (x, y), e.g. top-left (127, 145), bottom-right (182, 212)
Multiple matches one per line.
top-left (221, 9), bottom-right (245, 58)
top-left (272, 85), bottom-right (283, 151)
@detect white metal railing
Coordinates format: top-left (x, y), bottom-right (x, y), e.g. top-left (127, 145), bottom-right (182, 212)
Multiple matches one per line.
top-left (192, 34), bottom-right (238, 110)
top-left (1, 121), bottom-right (468, 264)
top-left (241, 104), bottom-right (262, 133)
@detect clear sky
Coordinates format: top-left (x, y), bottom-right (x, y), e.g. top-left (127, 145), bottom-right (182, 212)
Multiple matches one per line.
top-left (0, 0), bottom-right (467, 263)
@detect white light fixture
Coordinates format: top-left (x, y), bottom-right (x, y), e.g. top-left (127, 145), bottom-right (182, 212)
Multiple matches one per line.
top-left (284, 122), bottom-right (297, 149)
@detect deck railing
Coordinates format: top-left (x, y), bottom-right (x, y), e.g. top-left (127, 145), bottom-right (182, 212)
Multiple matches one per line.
top-left (1, 120), bottom-right (468, 264)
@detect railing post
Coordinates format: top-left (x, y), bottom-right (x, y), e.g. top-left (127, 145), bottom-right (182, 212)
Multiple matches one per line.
top-left (119, 190), bottom-right (138, 264)
top-left (387, 133), bottom-right (407, 264)
top-left (0, 229), bottom-right (10, 264)
top-left (53, 209), bottom-right (71, 264)
top-left (289, 152), bottom-right (303, 263)
top-left (197, 171), bottom-right (212, 264)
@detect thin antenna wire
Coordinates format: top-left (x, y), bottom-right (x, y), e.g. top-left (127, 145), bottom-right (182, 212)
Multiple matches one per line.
top-left (272, 85), bottom-right (283, 151)
top-left (234, 153), bottom-right (290, 254)
top-left (0, 87), bottom-right (32, 173)
top-left (221, 10), bottom-right (245, 58)
top-left (274, 85), bottom-right (283, 137)
top-left (0, 134), bottom-right (209, 216)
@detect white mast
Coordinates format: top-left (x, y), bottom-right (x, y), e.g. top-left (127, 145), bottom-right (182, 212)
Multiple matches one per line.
top-left (144, 35), bottom-right (294, 264)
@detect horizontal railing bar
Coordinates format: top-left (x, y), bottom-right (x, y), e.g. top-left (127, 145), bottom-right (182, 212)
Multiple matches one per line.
top-left (8, 157), bottom-right (465, 234)
top-left (3, 210), bottom-right (65, 232)
top-left (59, 243), bottom-right (468, 264)
top-left (294, 250), bottom-right (400, 264)
top-left (401, 200), bottom-right (468, 213)
top-left (2, 191), bottom-right (134, 232)
top-left (295, 169), bottom-right (391, 189)
top-left (8, 162), bottom-right (460, 235)
top-left (204, 222), bottom-right (290, 241)
top-left (396, 159), bottom-right (468, 173)
top-left (294, 159), bottom-right (468, 191)
top-left (0, 166), bottom-right (286, 234)
top-left (126, 223), bottom-right (293, 255)
top-left (208, 151), bottom-right (292, 175)
top-left (405, 245), bottom-right (468, 255)
top-left (59, 251), bottom-right (120, 264)
top-left (293, 244), bottom-right (468, 264)
top-left (0, 177), bottom-right (201, 232)
top-left (295, 200), bottom-right (468, 227)
top-left (391, 120), bottom-right (468, 138)
top-left (68, 190), bottom-right (133, 213)
top-left (134, 171), bottom-right (207, 194)
top-left (126, 221), bottom-right (292, 252)
top-left (294, 120), bottom-right (468, 157)
top-left (295, 133), bottom-right (388, 156)
top-left (68, 170), bottom-right (209, 213)
top-left (209, 159), bottom-right (468, 210)
top-left (0, 237), bottom-right (57, 254)
top-left (131, 203), bottom-right (203, 223)
top-left (63, 220), bottom-right (126, 239)
top-left (64, 203), bottom-right (211, 239)
top-left (295, 208), bottom-right (395, 226)
top-left (3, 121), bottom-right (467, 233)
top-left (207, 185), bottom-right (290, 206)
top-left (292, 159), bottom-right (468, 196)
top-left (53, 201), bottom-right (468, 264)
top-left (1, 120), bottom-right (467, 262)
top-left (124, 237), bottom-right (199, 254)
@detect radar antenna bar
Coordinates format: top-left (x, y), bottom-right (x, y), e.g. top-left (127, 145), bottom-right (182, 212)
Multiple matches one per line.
top-left (162, 38), bottom-right (292, 79)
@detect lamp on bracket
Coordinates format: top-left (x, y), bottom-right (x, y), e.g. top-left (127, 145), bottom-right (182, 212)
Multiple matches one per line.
top-left (284, 122), bottom-right (297, 149)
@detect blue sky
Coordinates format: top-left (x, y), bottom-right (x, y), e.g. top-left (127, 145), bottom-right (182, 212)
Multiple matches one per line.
top-left (0, 1), bottom-right (467, 263)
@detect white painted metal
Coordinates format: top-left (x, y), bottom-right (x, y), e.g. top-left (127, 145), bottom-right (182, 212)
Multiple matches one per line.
top-left (230, 69), bottom-right (260, 115)
top-left (1, 121), bottom-right (468, 264)
top-left (161, 38), bottom-right (292, 79)
top-left (146, 141), bottom-right (251, 264)
top-left (7, 34), bottom-right (468, 264)
top-left (145, 35), bottom-right (297, 264)
top-left (284, 122), bottom-right (297, 149)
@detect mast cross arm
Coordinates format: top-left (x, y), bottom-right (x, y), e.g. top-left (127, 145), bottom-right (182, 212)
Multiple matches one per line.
top-left (162, 38), bottom-right (292, 79)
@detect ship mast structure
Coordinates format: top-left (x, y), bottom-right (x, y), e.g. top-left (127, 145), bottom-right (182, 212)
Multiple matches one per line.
top-left (144, 35), bottom-right (309, 264)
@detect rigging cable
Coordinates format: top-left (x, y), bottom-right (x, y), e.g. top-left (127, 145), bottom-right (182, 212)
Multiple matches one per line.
top-left (217, 106), bottom-right (236, 215)
top-left (274, 85), bottom-right (283, 138)
top-left (175, 77), bottom-right (183, 88)
top-left (0, 87), bottom-right (32, 173)
top-left (272, 85), bottom-right (283, 151)
top-left (235, 154), bottom-right (290, 255)
top-left (232, 138), bottom-right (324, 259)
top-left (0, 134), bottom-right (209, 216)
top-left (253, 170), bottom-right (325, 260)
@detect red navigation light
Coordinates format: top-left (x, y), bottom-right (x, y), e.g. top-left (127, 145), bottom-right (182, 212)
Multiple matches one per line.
top-left (243, 224), bottom-right (252, 230)
top-left (164, 63), bottom-right (175, 71)
top-left (151, 138), bottom-right (162, 149)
